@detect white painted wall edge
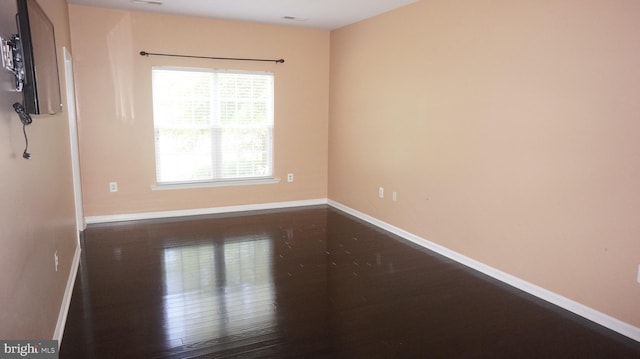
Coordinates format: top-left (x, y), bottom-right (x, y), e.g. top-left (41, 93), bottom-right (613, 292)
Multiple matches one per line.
top-left (327, 200), bottom-right (640, 343)
top-left (85, 199), bottom-right (329, 224)
top-left (53, 241), bottom-right (81, 346)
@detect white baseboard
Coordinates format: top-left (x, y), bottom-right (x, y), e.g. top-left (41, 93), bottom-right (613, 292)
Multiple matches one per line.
top-left (85, 199), bottom-right (328, 224)
top-left (53, 239), bottom-right (81, 346)
top-left (327, 200), bottom-right (640, 343)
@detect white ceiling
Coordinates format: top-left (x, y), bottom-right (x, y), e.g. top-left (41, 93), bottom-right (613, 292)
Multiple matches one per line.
top-left (66, 0), bottom-right (418, 30)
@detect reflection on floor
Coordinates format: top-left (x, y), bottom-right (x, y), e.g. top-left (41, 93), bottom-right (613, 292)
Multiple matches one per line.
top-left (60, 206), bottom-right (640, 358)
top-left (163, 238), bottom-right (275, 344)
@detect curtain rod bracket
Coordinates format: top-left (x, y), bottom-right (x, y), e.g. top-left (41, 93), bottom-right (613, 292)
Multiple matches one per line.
top-left (139, 51), bottom-right (284, 64)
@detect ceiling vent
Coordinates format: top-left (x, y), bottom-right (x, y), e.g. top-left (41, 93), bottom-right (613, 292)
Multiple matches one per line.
top-left (282, 16), bottom-right (308, 22)
top-left (132, 0), bottom-right (163, 5)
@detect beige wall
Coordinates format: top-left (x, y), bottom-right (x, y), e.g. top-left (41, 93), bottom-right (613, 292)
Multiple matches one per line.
top-left (329, 0), bottom-right (640, 326)
top-left (68, 5), bottom-right (330, 217)
top-left (0, 0), bottom-right (78, 339)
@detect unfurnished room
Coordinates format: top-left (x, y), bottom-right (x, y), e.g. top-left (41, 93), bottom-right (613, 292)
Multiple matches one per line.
top-left (1, 0), bottom-right (639, 357)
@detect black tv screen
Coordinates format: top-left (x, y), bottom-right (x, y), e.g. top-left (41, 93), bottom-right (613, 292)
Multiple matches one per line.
top-left (16, 0), bottom-right (61, 115)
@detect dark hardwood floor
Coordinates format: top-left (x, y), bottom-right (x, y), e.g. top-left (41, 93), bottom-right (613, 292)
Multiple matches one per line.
top-left (60, 206), bottom-right (640, 358)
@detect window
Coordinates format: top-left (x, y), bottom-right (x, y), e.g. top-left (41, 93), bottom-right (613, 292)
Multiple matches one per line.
top-left (152, 67), bottom-right (274, 184)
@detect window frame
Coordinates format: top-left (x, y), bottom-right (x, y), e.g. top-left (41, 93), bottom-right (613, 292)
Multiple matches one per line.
top-left (150, 66), bottom-right (278, 189)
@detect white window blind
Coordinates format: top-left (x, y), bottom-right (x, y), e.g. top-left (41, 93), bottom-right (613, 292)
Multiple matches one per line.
top-left (152, 67), bottom-right (274, 184)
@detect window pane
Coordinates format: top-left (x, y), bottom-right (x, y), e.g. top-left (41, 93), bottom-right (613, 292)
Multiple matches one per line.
top-left (155, 128), bottom-right (213, 182)
top-left (153, 70), bottom-right (212, 127)
top-left (220, 128), bottom-right (272, 178)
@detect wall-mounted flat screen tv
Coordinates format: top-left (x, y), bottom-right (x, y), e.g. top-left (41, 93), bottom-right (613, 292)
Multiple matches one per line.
top-left (16, 0), bottom-right (61, 115)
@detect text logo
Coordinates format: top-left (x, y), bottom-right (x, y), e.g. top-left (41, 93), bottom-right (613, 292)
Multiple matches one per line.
top-left (0, 341), bottom-right (58, 358)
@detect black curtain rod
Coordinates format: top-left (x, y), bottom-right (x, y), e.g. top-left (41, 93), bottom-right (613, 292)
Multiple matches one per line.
top-left (139, 51), bottom-right (284, 64)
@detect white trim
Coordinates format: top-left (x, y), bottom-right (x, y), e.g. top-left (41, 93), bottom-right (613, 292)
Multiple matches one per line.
top-left (327, 200), bottom-right (640, 343)
top-left (85, 198), bottom-right (328, 224)
top-left (53, 241), bottom-right (81, 346)
top-left (63, 47), bottom-right (85, 231)
top-left (151, 177), bottom-right (280, 191)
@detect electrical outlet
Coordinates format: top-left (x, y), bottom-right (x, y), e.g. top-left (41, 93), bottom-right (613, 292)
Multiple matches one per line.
top-left (392, 191), bottom-right (397, 201)
top-left (287, 173), bottom-right (294, 182)
top-left (378, 187), bottom-right (384, 198)
top-left (109, 182), bottom-right (118, 192)
top-left (54, 251), bottom-right (59, 272)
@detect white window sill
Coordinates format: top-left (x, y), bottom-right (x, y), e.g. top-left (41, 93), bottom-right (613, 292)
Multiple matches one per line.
top-left (151, 177), bottom-right (280, 191)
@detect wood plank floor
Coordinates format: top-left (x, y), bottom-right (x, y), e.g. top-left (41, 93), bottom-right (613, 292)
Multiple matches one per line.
top-left (60, 206), bottom-right (640, 358)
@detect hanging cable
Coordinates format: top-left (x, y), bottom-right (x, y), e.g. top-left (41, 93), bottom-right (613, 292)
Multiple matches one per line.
top-left (22, 121), bottom-right (30, 159)
top-left (13, 102), bottom-right (32, 159)
top-left (139, 51), bottom-right (285, 64)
